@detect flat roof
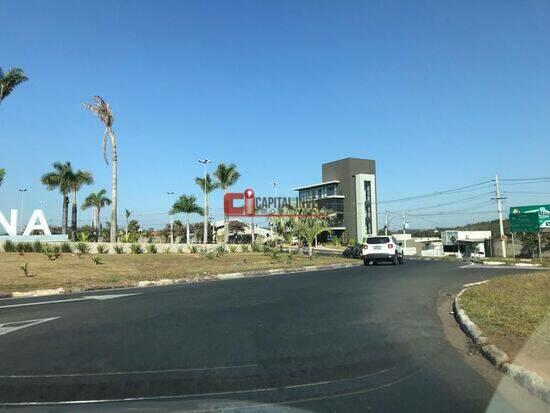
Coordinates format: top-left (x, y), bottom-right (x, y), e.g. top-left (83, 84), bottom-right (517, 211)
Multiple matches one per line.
top-left (293, 180), bottom-right (339, 191)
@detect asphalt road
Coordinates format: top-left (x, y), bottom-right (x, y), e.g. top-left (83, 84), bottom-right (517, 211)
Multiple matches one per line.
top-left (0, 259), bottom-right (546, 412)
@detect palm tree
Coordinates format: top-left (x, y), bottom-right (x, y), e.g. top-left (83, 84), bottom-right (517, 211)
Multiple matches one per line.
top-left (0, 168), bottom-right (5, 187)
top-left (295, 206), bottom-right (331, 259)
top-left (67, 169), bottom-right (93, 236)
top-left (270, 206), bottom-right (298, 254)
top-left (125, 209), bottom-right (132, 235)
top-left (83, 96), bottom-right (118, 243)
top-left (195, 173), bottom-right (218, 244)
top-left (170, 195), bottom-right (204, 245)
top-left (41, 162), bottom-right (73, 234)
top-left (81, 189), bottom-right (111, 238)
top-left (214, 163), bottom-right (240, 243)
top-left (0, 67), bottom-right (28, 104)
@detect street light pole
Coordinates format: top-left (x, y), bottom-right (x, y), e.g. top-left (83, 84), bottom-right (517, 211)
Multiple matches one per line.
top-left (18, 188), bottom-right (27, 234)
top-left (167, 191), bottom-right (175, 244)
top-left (198, 159), bottom-right (212, 244)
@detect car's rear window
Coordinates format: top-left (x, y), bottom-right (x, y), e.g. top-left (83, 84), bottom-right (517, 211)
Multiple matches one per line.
top-left (366, 237), bottom-right (390, 244)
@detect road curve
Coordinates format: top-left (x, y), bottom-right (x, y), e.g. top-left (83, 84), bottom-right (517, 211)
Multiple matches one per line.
top-left (0, 259), bottom-right (543, 412)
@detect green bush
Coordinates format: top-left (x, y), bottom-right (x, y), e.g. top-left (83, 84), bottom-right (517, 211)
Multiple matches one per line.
top-left (113, 244), bottom-right (124, 254)
top-left (204, 250), bottom-right (216, 259)
top-left (199, 246), bottom-right (208, 255)
top-left (20, 263), bottom-right (30, 277)
top-left (44, 245), bottom-right (61, 261)
top-left (262, 244), bottom-right (271, 255)
top-left (270, 249), bottom-right (280, 261)
top-left (76, 230), bottom-right (91, 242)
top-left (251, 242), bottom-right (261, 252)
top-left (228, 245), bottom-right (238, 253)
top-left (147, 244), bottom-right (158, 254)
top-left (91, 255), bottom-right (102, 265)
top-left (215, 243), bottom-right (227, 257)
top-left (32, 240), bottom-right (44, 253)
top-left (286, 254), bottom-right (293, 264)
top-left (240, 244), bottom-right (250, 253)
top-left (189, 244), bottom-right (199, 254)
top-left (96, 244), bottom-right (108, 254)
top-left (60, 242), bottom-right (72, 253)
top-left (130, 243), bottom-right (143, 254)
top-left (16, 242), bottom-right (33, 253)
top-left (2, 240), bottom-right (16, 252)
top-left (348, 238), bottom-right (356, 246)
top-left (75, 242), bottom-right (90, 254)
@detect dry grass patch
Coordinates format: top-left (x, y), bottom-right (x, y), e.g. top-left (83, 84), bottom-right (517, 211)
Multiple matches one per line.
top-left (460, 272), bottom-right (550, 356)
top-left (0, 252), bottom-right (357, 294)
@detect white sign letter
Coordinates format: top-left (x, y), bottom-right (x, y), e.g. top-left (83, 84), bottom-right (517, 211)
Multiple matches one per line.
top-left (23, 210), bottom-right (51, 236)
top-left (0, 210), bottom-right (18, 236)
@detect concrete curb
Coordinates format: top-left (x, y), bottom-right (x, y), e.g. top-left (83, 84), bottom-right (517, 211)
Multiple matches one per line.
top-left (0, 261), bottom-right (362, 300)
top-left (454, 287), bottom-right (550, 404)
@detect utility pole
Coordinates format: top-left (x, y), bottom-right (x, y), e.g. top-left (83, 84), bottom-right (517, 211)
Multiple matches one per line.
top-left (494, 175), bottom-right (507, 258)
top-left (198, 159), bottom-right (212, 244)
top-left (18, 188), bottom-right (27, 234)
top-left (402, 210), bottom-right (406, 235)
top-left (167, 191), bottom-right (175, 244)
top-left (385, 211), bottom-right (389, 235)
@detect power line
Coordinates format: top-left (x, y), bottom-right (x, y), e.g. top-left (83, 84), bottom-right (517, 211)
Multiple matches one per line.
top-left (378, 180), bottom-right (494, 204)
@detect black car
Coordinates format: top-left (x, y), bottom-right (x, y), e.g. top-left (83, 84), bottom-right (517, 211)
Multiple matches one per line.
top-left (343, 244), bottom-right (362, 259)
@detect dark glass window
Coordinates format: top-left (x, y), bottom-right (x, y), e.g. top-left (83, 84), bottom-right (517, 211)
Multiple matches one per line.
top-left (364, 181), bottom-right (372, 234)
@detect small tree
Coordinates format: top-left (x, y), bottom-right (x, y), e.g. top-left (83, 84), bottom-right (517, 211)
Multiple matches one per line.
top-left (171, 195), bottom-right (203, 245)
top-left (295, 207), bottom-right (331, 259)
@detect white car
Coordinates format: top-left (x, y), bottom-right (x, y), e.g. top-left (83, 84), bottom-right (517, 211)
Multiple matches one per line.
top-left (361, 236), bottom-right (404, 266)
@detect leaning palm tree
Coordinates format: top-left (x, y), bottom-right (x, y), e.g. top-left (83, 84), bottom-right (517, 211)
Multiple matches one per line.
top-left (83, 96), bottom-right (118, 242)
top-left (295, 206), bottom-right (331, 259)
top-left (170, 195), bottom-right (204, 245)
top-left (0, 168), bottom-right (5, 187)
top-left (214, 163), bottom-right (240, 243)
top-left (0, 67), bottom-right (28, 104)
top-left (67, 169), bottom-right (93, 236)
top-left (195, 173), bottom-right (218, 244)
top-left (81, 189), bottom-right (111, 236)
top-left (41, 162), bottom-right (74, 234)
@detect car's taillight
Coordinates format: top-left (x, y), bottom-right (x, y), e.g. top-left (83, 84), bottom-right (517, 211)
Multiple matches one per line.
top-left (388, 243), bottom-right (394, 249)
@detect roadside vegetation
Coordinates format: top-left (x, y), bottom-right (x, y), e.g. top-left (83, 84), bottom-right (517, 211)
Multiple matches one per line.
top-left (460, 272), bottom-right (550, 358)
top-left (0, 252), bottom-right (357, 294)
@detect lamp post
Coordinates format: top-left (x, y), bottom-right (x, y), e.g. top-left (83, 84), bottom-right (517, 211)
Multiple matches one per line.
top-left (18, 188), bottom-right (27, 234)
top-left (198, 159), bottom-right (212, 244)
top-left (167, 191), bottom-right (175, 244)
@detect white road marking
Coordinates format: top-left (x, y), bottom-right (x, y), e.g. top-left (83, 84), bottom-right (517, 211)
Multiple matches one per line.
top-left (0, 363), bottom-right (259, 378)
top-left (0, 317), bottom-right (59, 336)
top-left (0, 293), bottom-right (141, 309)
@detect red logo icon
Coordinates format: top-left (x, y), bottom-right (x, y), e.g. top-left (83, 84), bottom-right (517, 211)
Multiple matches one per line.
top-left (224, 188), bottom-right (255, 216)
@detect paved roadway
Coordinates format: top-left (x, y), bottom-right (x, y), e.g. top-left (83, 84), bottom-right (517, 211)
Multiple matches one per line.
top-left (0, 259), bottom-right (546, 412)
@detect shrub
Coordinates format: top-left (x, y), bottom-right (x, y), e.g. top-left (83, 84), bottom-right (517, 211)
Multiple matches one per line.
top-left (204, 250), bottom-right (216, 260)
top-left (76, 231), bottom-right (91, 242)
top-left (189, 244), bottom-right (199, 254)
top-left (130, 243), bottom-right (143, 254)
top-left (262, 244), bottom-right (271, 255)
top-left (199, 246), bottom-right (208, 255)
top-left (114, 244), bottom-right (125, 254)
top-left (75, 242), bottom-right (90, 254)
top-left (251, 242), bottom-right (261, 252)
top-left (229, 245), bottom-right (238, 253)
top-left (43, 245), bottom-right (61, 261)
top-left (32, 240), bottom-right (44, 253)
top-left (96, 244), bottom-right (108, 254)
top-left (60, 242), bottom-right (72, 253)
top-left (176, 247), bottom-right (183, 254)
top-left (240, 244), bottom-right (250, 253)
top-left (147, 244), bottom-right (158, 254)
top-left (2, 240), bottom-right (16, 252)
top-left (270, 249), bottom-right (280, 261)
top-left (215, 243), bottom-right (227, 257)
top-left (20, 263), bottom-right (30, 277)
top-left (91, 255), bottom-right (102, 265)
top-left (348, 238), bottom-right (356, 246)
top-left (286, 254), bottom-right (293, 264)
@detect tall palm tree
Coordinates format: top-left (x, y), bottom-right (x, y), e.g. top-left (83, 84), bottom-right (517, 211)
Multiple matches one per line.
top-left (81, 189), bottom-right (111, 237)
top-left (0, 168), bottom-right (5, 187)
top-left (41, 162), bottom-right (74, 234)
top-left (67, 169), bottom-right (93, 236)
top-left (214, 163), bottom-right (240, 243)
top-left (0, 67), bottom-right (28, 104)
top-left (170, 195), bottom-right (204, 245)
top-left (195, 173), bottom-right (218, 244)
top-left (83, 96), bottom-right (118, 242)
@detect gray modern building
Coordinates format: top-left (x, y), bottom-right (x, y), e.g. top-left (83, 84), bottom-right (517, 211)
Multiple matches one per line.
top-left (294, 158), bottom-right (378, 243)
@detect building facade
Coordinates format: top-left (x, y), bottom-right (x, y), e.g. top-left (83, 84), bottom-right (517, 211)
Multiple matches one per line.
top-left (294, 158), bottom-right (378, 242)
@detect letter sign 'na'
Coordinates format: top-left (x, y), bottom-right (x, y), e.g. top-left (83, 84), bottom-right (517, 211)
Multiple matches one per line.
top-left (0, 210), bottom-right (18, 236)
top-left (23, 210), bottom-right (51, 236)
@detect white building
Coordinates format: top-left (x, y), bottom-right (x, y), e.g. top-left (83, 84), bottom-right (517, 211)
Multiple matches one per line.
top-left (441, 230), bottom-right (491, 258)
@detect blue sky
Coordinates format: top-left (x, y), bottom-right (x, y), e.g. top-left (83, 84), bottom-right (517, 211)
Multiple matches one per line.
top-left (1, 0), bottom-right (549, 230)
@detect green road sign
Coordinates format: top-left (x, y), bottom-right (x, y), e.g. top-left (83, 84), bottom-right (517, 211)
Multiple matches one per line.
top-left (509, 204), bottom-right (550, 233)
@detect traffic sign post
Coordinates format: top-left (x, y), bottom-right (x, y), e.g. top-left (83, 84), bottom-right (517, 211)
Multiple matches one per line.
top-left (509, 204), bottom-right (549, 262)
